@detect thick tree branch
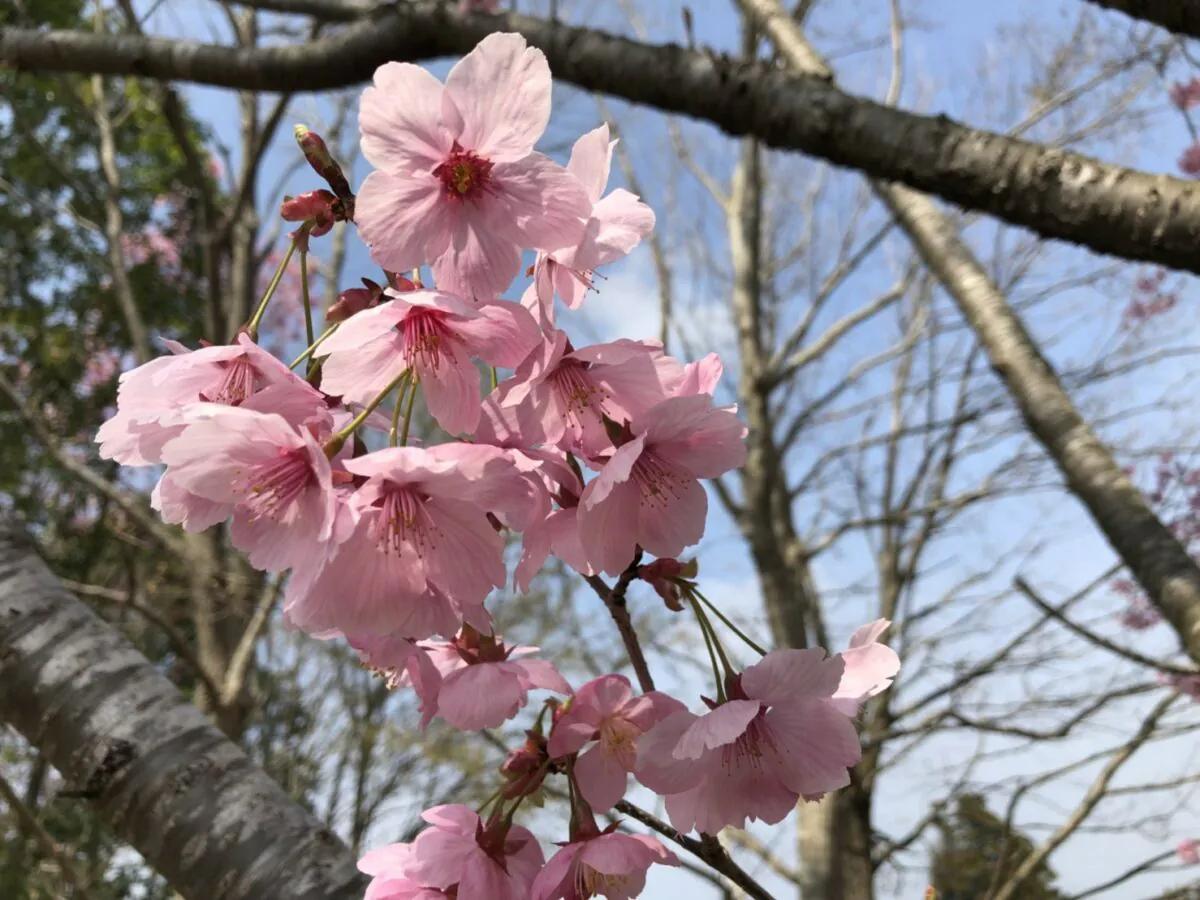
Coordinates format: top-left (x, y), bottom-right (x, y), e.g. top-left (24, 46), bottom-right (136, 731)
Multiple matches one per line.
top-left (0, 517), bottom-right (368, 900)
top-left (1083, 0), bottom-right (1200, 39)
top-left (6, 5), bottom-right (1200, 274)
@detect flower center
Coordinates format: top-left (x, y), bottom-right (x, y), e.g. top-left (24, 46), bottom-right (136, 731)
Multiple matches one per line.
top-left (400, 308), bottom-right (459, 374)
top-left (433, 142), bottom-right (494, 201)
top-left (239, 446), bottom-right (314, 520)
top-left (630, 450), bottom-right (690, 509)
top-left (208, 356), bottom-right (258, 405)
top-left (548, 359), bottom-right (603, 426)
top-left (598, 716), bottom-right (641, 770)
top-left (374, 486), bottom-right (436, 557)
top-left (719, 706), bottom-right (776, 774)
top-left (578, 863), bottom-right (631, 897)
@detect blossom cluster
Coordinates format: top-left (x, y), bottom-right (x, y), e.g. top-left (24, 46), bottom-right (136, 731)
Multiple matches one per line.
top-left (96, 34), bottom-right (901, 898)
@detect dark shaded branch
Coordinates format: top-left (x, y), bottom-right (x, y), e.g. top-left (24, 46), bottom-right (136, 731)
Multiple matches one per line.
top-left (0, 517), bottom-right (368, 900)
top-left (1083, 0), bottom-right (1200, 39)
top-left (6, 5), bottom-right (1200, 274)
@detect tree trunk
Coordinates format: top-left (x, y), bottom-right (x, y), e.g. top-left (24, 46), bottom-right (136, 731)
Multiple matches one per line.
top-left (0, 517), bottom-right (368, 900)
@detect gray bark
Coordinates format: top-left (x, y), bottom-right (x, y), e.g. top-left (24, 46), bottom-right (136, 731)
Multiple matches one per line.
top-left (0, 517), bottom-right (368, 900)
top-left (1084, 0), bottom-right (1200, 38)
top-left (5, 5), bottom-right (1200, 275)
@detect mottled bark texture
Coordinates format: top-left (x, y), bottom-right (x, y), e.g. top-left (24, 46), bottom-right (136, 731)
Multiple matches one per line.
top-left (5, 4), bottom-right (1200, 275)
top-left (0, 518), bottom-right (368, 900)
top-left (1084, 0), bottom-right (1200, 39)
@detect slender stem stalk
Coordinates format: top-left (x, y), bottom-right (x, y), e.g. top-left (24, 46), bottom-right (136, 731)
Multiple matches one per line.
top-left (246, 239), bottom-right (296, 338)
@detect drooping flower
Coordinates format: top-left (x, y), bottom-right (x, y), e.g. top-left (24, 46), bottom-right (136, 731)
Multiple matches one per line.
top-left (547, 674), bottom-right (684, 813)
top-left (1179, 838), bottom-right (1200, 865)
top-left (97, 333), bottom-right (323, 466)
top-left (423, 627), bottom-right (572, 731)
top-left (359, 844), bottom-right (451, 900)
top-left (156, 405), bottom-right (336, 570)
top-left (403, 805), bottom-right (545, 900)
top-left (318, 288), bottom-right (539, 436)
top-left (351, 633), bottom-right (445, 729)
top-left (531, 828), bottom-right (678, 900)
top-left (526, 125), bottom-right (655, 325)
top-left (283, 446), bottom-right (519, 640)
top-left (355, 33), bottom-right (590, 298)
top-left (497, 332), bottom-right (674, 456)
top-left (635, 648), bottom-right (862, 834)
top-left (827, 619), bottom-right (901, 716)
top-left (577, 394), bottom-right (747, 575)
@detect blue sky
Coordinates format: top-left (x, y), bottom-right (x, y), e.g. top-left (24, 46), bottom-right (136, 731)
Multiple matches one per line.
top-left (132, 0), bottom-right (1200, 897)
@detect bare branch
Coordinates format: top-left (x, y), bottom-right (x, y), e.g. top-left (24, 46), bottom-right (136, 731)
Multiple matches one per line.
top-left (6, 6), bottom-right (1200, 273)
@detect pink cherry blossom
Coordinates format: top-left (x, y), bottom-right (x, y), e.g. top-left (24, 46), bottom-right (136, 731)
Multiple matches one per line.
top-left (515, 505), bottom-right (594, 591)
top-left (351, 633), bottom-right (445, 729)
top-left (1180, 838), bottom-right (1200, 865)
top-left (531, 830), bottom-right (678, 900)
top-left (577, 394), bottom-right (747, 575)
top-left (547, 674), bottom-right (684, 813)
top-left (670, 353), bottom-right (723, 398)
top-left (498, 333), bottom-right (673, 456)
top-left (403, 805), bottom-right (544, 900)
top-left (356, 33), bottom-right (590, 298)
top-left (319, 288), bottom-right (539, 436)
top-left (1159, 671), bottom-right (1200, 701)
top-left (526, 125), bottom-right (656, 324)
top-left (155, 405), bottom-right (336, 570)
top-left (283, 446), bottom-right (518, 640)
top-left (636, 648), bottom-right (862, 833)
top-left (423, 629), bottom-right (572, 730)
top-left (359, 844), bottom-right (449, 900)
top-left (97, 334), bottom-right (323, 466)
top-left (827, 619), bottom-right (901, 716)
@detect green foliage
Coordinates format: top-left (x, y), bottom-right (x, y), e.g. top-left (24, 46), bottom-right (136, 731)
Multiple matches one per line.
top-left (930, 793), bottom-right (1066, 900)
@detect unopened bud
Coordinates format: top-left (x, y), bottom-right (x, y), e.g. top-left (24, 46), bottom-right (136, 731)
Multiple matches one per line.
top-left (325, 287), bottom-right (376, 323)
top-left (294, 124), bottom-right (353, 200)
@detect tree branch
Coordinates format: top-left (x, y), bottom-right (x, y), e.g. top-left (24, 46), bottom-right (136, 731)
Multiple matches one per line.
top-left (1083, 0), bottom-right (1200, 39)
top-left (6, 5), bottom-right (1200, 274)
top-left (0, 516), bottom-right (368, 900)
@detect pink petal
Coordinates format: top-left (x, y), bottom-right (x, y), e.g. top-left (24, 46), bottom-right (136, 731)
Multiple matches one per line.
top-left (742, 648), bottom-right (845, 707)
top-left (765, 701), bottom-right (861, 797)
top-left (830, 637), bottom-right (901, 717)
top-left (673, 353), bottom-right (724, 397)
top-left (637, 395), bottom-right (747, 478)
top-left (421, 497), bottom-right (506, 605)
top-left (356, 170), bottom-right (452, 274)
top-left (319, 334), bottom-right (407, 408)
top-left (151, 473), bottom-right (231, 532)
top-left (577, 478), bottom-right (642, 576)
top-left (634, 710), bottom-right (706, 795)
top-left (318, 300), bottom-right (408, 355)
top-left (420, 352), bottom-right (482, 435)
top-left (673, 699), bottom-right (761, 760)
top-left (438, 664), bottom-right (526, 729)
top-left (581, 673), bottom-right (634, 714)
top-left (359, 843), bottom-right (413, 877)
top-left (636, 470), bottom-right (707, 561)
top-left (574, 743), bottom-right (630, 813)
top-left (432, 211), bottom-right (523, 299)
top-left (566, 124), bottom-right (613, 203)
top-left (493, 154), bottom-right (590, 252)
top-left (443, 33), bottom-right (551, 162)
top-left (455, 299), bottom-right (541, 368)
top-left (360, 62), bottom-right (452, 173)
top-left (513, 658), bottom-right (572, 695)
top-left (581, 437), bottom-right (645, 509)
top-left (849, 618), bottom-right (892, 649)
top-left (530, 844), bottom-right (581, 900)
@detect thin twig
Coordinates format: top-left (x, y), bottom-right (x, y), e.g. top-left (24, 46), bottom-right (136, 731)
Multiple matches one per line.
top-left (0, 770), bottom-right (99, 900)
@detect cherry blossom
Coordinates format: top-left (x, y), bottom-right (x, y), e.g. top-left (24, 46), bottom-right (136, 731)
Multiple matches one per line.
top-left (526, 125), bottom-right (655, 325)
top-left (548, 674), bottom-right (683, 813)
top-left (319, 288), bottom-right (539, 435)
top-left (531, 829), bottom-right (678, 900)
top-left (402, 805), bottom-right (544, 900)
top-left (422, 628), bottom-right (572, 730)
top-left (283, 446), bottom-right (518, 639)
top-left (1180, 838), bottom-right (1200, 865)
top-left (577, 394), bottom-right (747, 575)
top-left (827, 619), bottom-right (901, 716)
top-left (155, 405), bottom-right (336, 570)
top-left (356, 33), bottom-right (589, 298)
top-left (636, 648), bottom-right (861, 833)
